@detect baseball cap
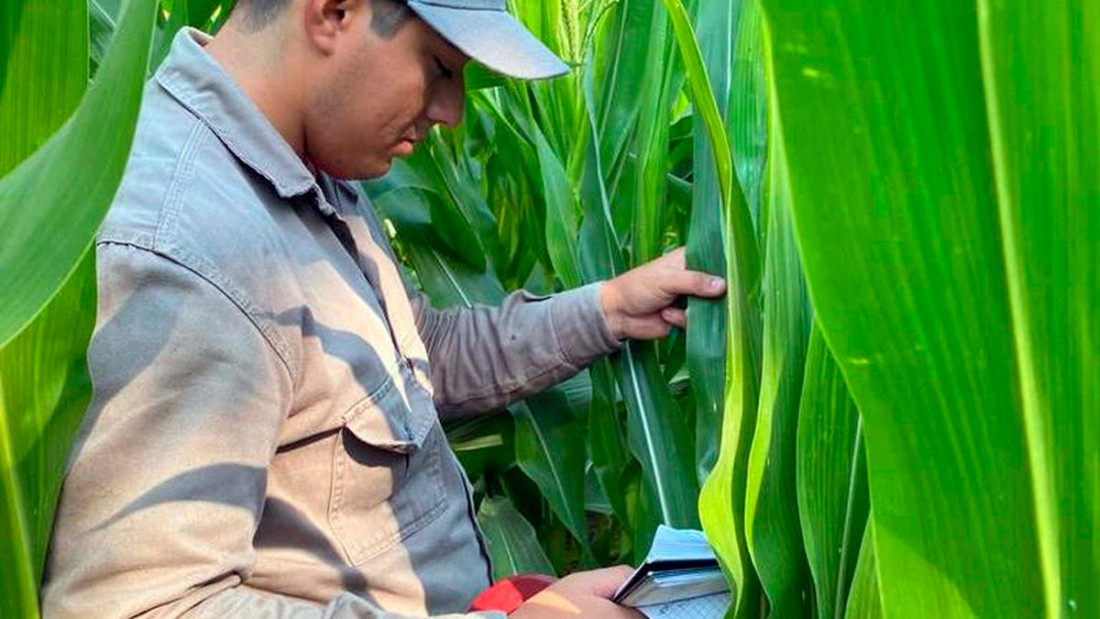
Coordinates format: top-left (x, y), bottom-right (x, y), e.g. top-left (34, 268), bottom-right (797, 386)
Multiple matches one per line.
top-left (404, 0), bottom-right (570, 80)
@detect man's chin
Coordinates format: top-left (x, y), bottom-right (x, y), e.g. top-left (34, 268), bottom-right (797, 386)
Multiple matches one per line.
top-left (349, 156), bottom-right (393, 181)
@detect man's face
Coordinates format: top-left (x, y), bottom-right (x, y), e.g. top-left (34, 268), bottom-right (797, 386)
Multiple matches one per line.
top-left (304, 2), bottom-right (469, 180)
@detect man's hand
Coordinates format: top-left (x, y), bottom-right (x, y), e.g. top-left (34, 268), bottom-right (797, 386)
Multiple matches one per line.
top-left (599, 247), bottom-right (727, 341)
top-left (509, 566), bottom-right (643, 618)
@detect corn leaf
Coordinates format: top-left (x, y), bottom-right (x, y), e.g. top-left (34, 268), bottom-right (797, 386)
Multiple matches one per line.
top-left (696, 0), bottom-right (766, 615)
top-left (1, 0), bottom-right (87, 175)
top-left (685, 0), bottom-right (736, 485)
top-left (532, 124), bottom-right (583, 290)
top-left (587, 358), bottom-right (631, 529)
top-left (0, 0), bottom-right (156, 346)
top-left (764, 0), bottom-right (1098, 613)
top-left (742, 86), bottom-right (813, 615)
top-left (0, 0), bottom-right (158, 614)
top-left (843, 520), bottom-right (882, 619)
top-left (978, 1), bottom-right (1100, 611)
top-left (512, 392), bottom-right (592, 564)
top-left (478, 495), bottom-right (557, 580)
top-left (592, 0), bottom-right (658, 183)
top-left (797, 325), bottom-right (868, 619)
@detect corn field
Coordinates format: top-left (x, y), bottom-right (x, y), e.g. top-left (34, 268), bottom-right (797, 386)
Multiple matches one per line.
top-left (1, 0), bottom-right (1096, 617)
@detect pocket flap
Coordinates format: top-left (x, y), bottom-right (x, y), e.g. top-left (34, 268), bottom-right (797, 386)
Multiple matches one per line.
top-left (344, 370), bottom-right (436, 453)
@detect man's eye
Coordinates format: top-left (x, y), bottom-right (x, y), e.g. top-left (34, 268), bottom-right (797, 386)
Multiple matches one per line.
top-left (435, 57), bottom-right (453, 80)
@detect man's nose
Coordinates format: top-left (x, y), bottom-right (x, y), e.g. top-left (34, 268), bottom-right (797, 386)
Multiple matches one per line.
top-left (425, 77), bottom-right (465, 128)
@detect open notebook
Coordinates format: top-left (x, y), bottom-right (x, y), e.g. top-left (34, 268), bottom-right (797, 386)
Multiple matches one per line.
top-left (613, 526), bottom-right (730, 618)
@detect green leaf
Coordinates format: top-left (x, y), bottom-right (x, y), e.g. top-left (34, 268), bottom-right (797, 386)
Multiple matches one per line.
top-left (742, 86), bottom-right (813, 615)
top-left (615, 343), bottom-right (699, 530)
top-left (685, 0), bottom-right (736, 486)
top-left (843, 520), bottom-right (883, 619)
top-left (797, 325), bottom-right (868, 619)
top-left (978, 1), bottom-right (1100, 611)
top-left (592, 0), bottom-right (656, 175)
top-left (697, 1), bottom-right (766, 616)
top-left (0, 0), bottom-right (158, 614)
top-left (477, 495), bottom-right (557, 580)
top-left (628, 5), bottom-right (674, 266)
top-left (0, 0), bottom-right (157, 347)
top-left (765, 0), bottom-right (1098, 613)
top-left (532, 123), bottom-right (583, 290)
top-left (1, 0), bottom-right (87, 173)
top-left (511, 391), bottom-right (593, 561)
top-left (89, 0), bottom-right (121, 69)
top-left (587, 359), bottom-right (632, 528)
top-left (445, 411), bottom-right (515, 482)
top-left (187, 0), bottom-right (224, 28)
top-left (0, 254), bottom-right (96, 587)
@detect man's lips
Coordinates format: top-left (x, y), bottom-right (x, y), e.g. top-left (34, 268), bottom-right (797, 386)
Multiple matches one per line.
top-left (394, 137), bottom-right (417, 156)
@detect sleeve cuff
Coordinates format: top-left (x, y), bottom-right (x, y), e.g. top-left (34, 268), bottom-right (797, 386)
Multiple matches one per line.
top-left (549, 282), bottom-right (623, 368)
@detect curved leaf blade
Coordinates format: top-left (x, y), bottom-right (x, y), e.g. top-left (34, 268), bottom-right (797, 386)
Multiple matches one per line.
top-left (478, 496), bottom-right (557, 580)
top-left (797, 325), bottom-right (868, 619)
top-left (0, 0), bottom-right (157, 347)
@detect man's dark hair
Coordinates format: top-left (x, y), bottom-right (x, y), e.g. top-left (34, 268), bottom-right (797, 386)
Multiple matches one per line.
top-left (233, 0), bottom-right (412, 37)
top-left (233, 0), bottom-right (292, 30)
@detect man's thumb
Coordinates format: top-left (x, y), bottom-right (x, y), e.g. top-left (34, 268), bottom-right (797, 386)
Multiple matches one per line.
top-left (581, 565), bottom-right (635, 599)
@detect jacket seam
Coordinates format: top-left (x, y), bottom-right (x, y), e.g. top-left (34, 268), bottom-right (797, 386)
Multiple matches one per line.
top-left (139, 117), bottom-right (300, 382)
top-left (96, 240), bottom-right (298, 387)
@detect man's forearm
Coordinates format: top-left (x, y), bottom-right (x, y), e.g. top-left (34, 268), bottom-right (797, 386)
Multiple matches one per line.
top-left (412, 283), bottom-right (621, 417)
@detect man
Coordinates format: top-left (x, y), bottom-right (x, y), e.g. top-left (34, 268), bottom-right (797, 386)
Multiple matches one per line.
top-left (42, 0), bottom-right (726, 616)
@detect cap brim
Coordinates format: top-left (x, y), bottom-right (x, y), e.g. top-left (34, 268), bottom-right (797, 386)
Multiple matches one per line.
top-left (406, 1), bottom-right (570, 80)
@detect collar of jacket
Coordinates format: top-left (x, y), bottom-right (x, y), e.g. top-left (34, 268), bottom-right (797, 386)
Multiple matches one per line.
top-left (154, 28), bottom-right (342, 219)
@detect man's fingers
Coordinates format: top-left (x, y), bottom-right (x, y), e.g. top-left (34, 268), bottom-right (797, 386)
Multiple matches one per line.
top-left (661, 307), bottom-right (687, 328)
top-left (664, 270), bottom-right (727, 299)
top-left (661, 246), bottom-right (688, 269)
top-left (573, 565), bottom-right (636, 598)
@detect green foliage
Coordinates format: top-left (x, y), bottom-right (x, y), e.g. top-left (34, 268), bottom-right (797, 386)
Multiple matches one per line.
top-left (2, 0), bottom-right (1094, 617)
top-left (0, 0), bottom-right (160, 615)
top-left (764, 0), bottom-right (1098, 614)
top-left (380, 1), bottom-right (1097, 618)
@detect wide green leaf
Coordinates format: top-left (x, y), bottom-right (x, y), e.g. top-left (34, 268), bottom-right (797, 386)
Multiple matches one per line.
top-left (765, 0), bottom-right (1097, 613)
top-left (843, 520), bottom-right (882, 619)
top-left (697, 1), bottom-right (765, 616)
top-left (477, 495), bottom-right (557, 580)
top-left (0, 255), bottom-right (96, 585)
top-left (978, 1), bottom-right (1100, 612)
top-left (511, 391), bottom-right (592, 562)
top-left (591, 0), bottom-right (657, 184)
top-left (587, 359), bottom-right (632, 530)
top-left (741, 86), bottom-right (812, 616)
top-left (614, 343), bottom-right (699, 531)
top-left (532, 123), bottom-right (583, 290)
top-left (0, 0), bottom-right (87, 175)
top-left (0, 0), bottom-right (157, 346)
top-left (0, 0), bottom-right (158, 615)
top-left (797, 325), bottom-right (868, 619)
top-left (685, 0), bottom-right (736, 486)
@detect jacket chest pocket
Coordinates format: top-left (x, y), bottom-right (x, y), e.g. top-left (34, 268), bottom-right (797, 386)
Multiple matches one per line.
top-left (328, 373), bottom-right (448, 566)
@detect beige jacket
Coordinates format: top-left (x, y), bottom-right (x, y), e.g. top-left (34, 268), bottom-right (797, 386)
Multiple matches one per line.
top-left (42, 29), bottom-right (620, 618)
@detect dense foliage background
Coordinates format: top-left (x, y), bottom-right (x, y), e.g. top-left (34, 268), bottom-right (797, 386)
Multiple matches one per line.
top-left (1, 0), bottom-right (1095, 617)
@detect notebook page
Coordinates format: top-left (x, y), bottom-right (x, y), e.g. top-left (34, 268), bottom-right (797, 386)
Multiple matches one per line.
top-left (638, 592), bottom-right (731, 619)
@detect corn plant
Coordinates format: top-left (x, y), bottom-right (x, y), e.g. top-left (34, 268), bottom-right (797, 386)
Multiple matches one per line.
top-left (0, 0), bottom-right (227, 615)
top-left (369, 0), bottom-right (1098, 618)
top-left (3, 0), bottom-right (1096, 616)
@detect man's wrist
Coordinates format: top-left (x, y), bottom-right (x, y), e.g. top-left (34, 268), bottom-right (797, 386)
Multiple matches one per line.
top-left (598, 280), bottom-right (626, 341)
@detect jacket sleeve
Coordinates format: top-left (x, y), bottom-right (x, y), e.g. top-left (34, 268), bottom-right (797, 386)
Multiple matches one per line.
top-left (410, 283), bottom-right (622, 418)
top-left (41, 243), bottom-right (499, 619)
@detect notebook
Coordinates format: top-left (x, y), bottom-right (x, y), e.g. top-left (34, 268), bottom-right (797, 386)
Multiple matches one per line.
top-left (613, 526), bottom-right (730, 618)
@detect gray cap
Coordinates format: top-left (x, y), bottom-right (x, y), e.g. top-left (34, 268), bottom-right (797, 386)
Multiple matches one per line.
top-left (405, 0), bottom-right (570, 80)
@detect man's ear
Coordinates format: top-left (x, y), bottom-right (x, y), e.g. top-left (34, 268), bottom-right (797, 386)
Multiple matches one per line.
top-left (302, 0), bottom-right (360, 55)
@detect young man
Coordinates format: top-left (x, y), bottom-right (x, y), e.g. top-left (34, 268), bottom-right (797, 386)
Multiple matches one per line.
top-left (42, 0), bottom-right (726, 616)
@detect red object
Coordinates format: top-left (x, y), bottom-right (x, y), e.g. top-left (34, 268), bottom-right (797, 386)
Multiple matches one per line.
top-left (468, 574), bottom-right (557, 614)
